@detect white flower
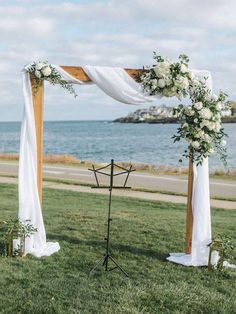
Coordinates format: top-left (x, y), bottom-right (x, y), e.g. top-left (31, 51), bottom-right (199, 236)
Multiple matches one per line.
top-left (211, 94), bottom-right (218, 101)
top-left (195, 130), bottom-right (204, 138)
top-left (182, 123), bottom-right (189, 128)
top-left (194, 118), bottom-right (198, 123)
top-left (194, 102), bottom-right (203, 110)
top-left (175, 76), bottom-right (189, 89)
top-left (154, 61), bottom-right (171, 77)
top-left (151, 79), bottom-right (158, 88)
top-left (164, 77), bottom-right (172, 86)
top-left (157, 79), bottom-right (165, 88)
top-left (203, 133), bottom-right (211, 143)
top-left (216, 102), bottom-right (222, 111)
top-left (185, 106), bottom-right (194, 116)
top-left (180, 64), bottom-right (188, 73)
top-left (192, 141), bottom-right (200, 149)
top-left (34, 70), bottom-right (42, 78)
top-left (199, 108), bottom-right (212, 120)
top-left (41, 66), bottom-right (52, 77)
top-left (207, 122), bottom-right (216, 131)
top-left (35, 62), bottom-right (44, 70)
top-left (208, 148), bottom-right (214, 154)
top-left (220, 139), bottom-right (227, 146)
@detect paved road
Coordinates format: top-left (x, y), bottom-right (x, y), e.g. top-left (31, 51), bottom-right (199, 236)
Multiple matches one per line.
top-left (0, 161), bottom-right (235, 199)
top-left (0, 176), bottom-right (235, 209)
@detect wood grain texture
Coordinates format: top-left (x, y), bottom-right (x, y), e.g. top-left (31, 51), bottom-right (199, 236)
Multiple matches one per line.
top-left (185, 151), bottom-right (194, 254)
top-left (31, 76), bottom-right (44, 204)
top-left (60, 66), bottom-right (144, 82)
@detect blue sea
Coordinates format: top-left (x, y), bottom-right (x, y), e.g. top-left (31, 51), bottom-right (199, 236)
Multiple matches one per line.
top-left (0, 121), bottom-right (235, 169)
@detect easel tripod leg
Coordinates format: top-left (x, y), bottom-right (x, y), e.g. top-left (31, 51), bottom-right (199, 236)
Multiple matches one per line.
top-left (89, 256), bottom-right (105, 275)
top-left (109, 255), bottom-right (129, 277)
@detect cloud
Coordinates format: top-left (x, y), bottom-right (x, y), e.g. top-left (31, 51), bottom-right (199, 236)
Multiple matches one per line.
top-left (0, 0), bottom-right (235, 121)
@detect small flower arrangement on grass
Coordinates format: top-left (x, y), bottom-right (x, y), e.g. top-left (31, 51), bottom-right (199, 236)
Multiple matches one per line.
top-left (140, 52), bottom-right (229, 166)
top-left (141, 52), bottom-right (192, 99)
top-left (0, 219), bottom-right (37, 257)
top-left (26, 61), bottom-right (77, 97)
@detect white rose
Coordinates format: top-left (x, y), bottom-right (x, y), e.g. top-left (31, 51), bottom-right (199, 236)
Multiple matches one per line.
top-left (203, 133), bottom-right (211, 143)
top-left (194, 118), bottom-right (198, 123)
top-left (157, 79), bottom-right (165, 88)
top-left (194, 102), bottom-right (203, 110)
top-left (195, 130), bottom-right (204, 138)
top-left (165, 77), bottom-right (172, 86)
top-left (221, 139), bottom-right (227, 146)
top-left (151, 79), bottom-right (158, 88)
top-left (192, 141), bottom-right (200, 149)
top-left (216, 102), bottom-right (222, 111)
top-left (185, 106), bottom-right (194, 116)
top-left (199, 108), bottom-right (212, 120)
top-left (175, 76), bottom-right (189, 89)
top-left (41, 66), bottom-right (52, 77)
top-left (211, 94), bottom-right (218, 101)
top-left (154, 61), bottom-right (170, 77)
top-left (207, 122), bottom-right (216, 131)
top-left (180, 64), bottom-right (188, 73)
top-left (35, 70), bottom-right (42, 78)
top-left (35, 62), bottom-right (44, 70)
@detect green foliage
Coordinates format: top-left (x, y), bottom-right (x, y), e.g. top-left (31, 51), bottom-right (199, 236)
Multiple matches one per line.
top-left (173, 80), bottom-right (229, 165)
top-left (0, 218), bottom-right (37, 257)
top-left (0, 183), bottom-right (235, 313)
top-left (27, 61), bottom-right (77, 98)
top-left (141, 52), bottom-right (229, 166)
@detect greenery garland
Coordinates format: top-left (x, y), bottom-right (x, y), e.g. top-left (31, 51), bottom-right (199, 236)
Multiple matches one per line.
top-left (140, 52), bottom-right (229, 165)
top-left (26, 61), bottom-right (77, 98)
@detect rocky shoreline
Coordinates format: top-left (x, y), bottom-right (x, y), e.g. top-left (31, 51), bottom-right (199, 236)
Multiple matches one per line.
top-left (114, 117), bottom-right (236, 123)
top-left (113, 105), bottom-right (236, 124)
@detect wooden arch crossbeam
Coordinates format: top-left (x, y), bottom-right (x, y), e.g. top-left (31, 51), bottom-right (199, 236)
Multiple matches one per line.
top-left (31, 66), bottom-right (193, 254)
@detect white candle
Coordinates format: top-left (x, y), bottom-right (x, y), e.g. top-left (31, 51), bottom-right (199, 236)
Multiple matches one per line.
top-left (13, 238), bottom-right (21, 251)
top-left (211, 250), bottom-right (220, 267)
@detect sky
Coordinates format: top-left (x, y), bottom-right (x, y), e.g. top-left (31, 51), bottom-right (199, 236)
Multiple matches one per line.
top-left (0, 0), bottom-right (235, 121)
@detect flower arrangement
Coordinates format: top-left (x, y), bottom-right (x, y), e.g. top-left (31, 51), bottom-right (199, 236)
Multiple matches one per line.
top-left (26, 61), bottom-right (77, 97)
top-left (0, 219), bottom-right (37, 257)
top-left (140, 52), bottom-right (229, 166)
top-left (141, 53), bottom-right (192, 99)
top-left (173, 80), bottom-right (229, 165)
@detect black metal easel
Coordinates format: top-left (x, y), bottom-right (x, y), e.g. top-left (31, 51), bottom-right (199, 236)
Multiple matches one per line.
top-left (88, 159), bottom-right (135, 277)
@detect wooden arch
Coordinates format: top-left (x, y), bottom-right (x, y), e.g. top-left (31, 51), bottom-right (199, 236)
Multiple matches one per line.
top-left (31, 66), bottom-right (193, 254)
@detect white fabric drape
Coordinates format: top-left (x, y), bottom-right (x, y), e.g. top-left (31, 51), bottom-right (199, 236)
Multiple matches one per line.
top-left (19, 71), bottom-right (60, 257)
top-left (167, 70), bottom-right (212, 266)
top-left (19, 65), bottom-right (212, 261)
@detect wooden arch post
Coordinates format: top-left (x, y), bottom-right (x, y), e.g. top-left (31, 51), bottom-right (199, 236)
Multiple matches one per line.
top-left (30, 66), bottom-right (194, 253)
top-left (31, 76), bottom-right (44, 203)
top-left (185, 149), bottom-right (194, 254)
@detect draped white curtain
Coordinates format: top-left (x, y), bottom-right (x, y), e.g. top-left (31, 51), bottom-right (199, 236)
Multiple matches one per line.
top-left (19, 65), bottom-right (212, 263)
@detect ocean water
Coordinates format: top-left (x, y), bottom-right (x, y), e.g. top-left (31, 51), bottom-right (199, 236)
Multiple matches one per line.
top-left (0, 121), bottom-right (235, 169)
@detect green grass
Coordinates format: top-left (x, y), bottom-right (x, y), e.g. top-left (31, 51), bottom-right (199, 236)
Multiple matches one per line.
top-left (0, 183), bottom-right (235, 314)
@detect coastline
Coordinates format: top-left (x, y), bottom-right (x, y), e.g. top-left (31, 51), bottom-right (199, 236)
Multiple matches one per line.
top-left (113, 117), bottom-right (236, 124)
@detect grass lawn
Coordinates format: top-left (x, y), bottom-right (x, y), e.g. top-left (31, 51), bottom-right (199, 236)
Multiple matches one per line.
top-left (0, 183), bottom-right (235, 314)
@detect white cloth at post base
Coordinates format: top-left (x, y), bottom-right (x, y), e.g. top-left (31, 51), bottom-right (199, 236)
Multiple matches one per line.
top-left (19, 65), bottom-right (212, 261)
